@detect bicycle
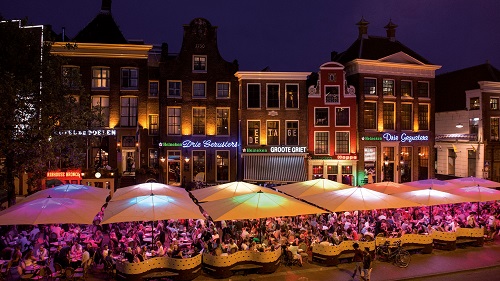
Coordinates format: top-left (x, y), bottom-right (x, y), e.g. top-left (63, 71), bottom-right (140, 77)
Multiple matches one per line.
top-left (376, 240), bottom-right (411, 268)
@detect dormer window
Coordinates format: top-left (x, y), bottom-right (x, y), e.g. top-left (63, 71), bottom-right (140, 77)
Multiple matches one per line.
top-left (193, 55), bottom-right (207, 72)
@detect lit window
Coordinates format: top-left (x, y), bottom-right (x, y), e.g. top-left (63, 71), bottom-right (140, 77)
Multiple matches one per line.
top-left (92, 67), bottom-right (110, 89)
top-left (216, 151), bottom-right (229, 182)
top-left (120, 97), bottom-right (138, 127)
top-left (335, 132), bottom-right (349, 154)
top-left (401, 104), bottom-right (413, 130)
top-left (248, 121), bottom-right (260, 145)
top-left (470, 97), bottom-right (480, 110)
top-left (267, 121), bottom-right (279, 145)
top-left (491, 117), bottom-right (499, 141)
top-left (325, 86), bottom-right (340, 103)
top-left (418, 104), bottom-right (429, 131)
top-left (92, 96), bottom-right (109, 127)
top-left (167, 107), bottom-right (181, 135)
top-left (490, 98), bottom-right (499, 110)
top-left (149, 149), bottom-right (158, 168)
top-left (401, 81), bottom-right (412, 97)
top-left (364, 78), bottom-right (376, 95)
top-left (286, 121), bottom-right (299, 145)
top-left (149, 114), bottom-right (158, 135)
top-left (192, 151), bottom-right (206, 179)
top-left (193, 55), bottom-right (207, 72)
top-left (315, 132), bottom-right (329, 154)
top-left (383, 79), bottom-right (395, 96)
top-left (192, 107), bottom-right (206, 135)
top-left (216, 108), bottom-right (229, 135)
top-left (315, 108), bottom-right (329, 126)
top-left (383, 103), bottom-right (395, 130)
top-left (364, 102), bottom-right (377, 130)
top-left (285, 84), bottom-right (299, 108)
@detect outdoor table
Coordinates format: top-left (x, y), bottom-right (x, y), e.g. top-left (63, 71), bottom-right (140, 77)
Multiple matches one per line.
top-left (143, 237), bottom-right (152, 243)
top-left (79, 233), bottom-right (89, 239)
top-left (50, 241), bottom-right (66, 246)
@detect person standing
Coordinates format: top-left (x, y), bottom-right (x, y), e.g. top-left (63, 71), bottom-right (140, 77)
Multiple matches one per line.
top-left (362, 247), bottom-right (373, 281)
top-left (352, 243), bottom-right (363, 279)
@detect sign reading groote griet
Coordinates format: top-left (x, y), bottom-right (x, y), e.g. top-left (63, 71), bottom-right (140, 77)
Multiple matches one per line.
top-left (361, 133), bottom-right (429, 142)
top-left (159, 140), bottom-right (239, 148)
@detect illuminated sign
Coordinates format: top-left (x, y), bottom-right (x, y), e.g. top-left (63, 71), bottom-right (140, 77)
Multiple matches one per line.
top-left (361, 133), bottom-right (429, 142)
top-left (243, 146), bottom-right (307, 153)
top-left (47, 170), bottom-right (82, 179)
top-left (334, 154), bottom-right (358, 160)
top-left (56, 129), bottom-right (116, 136)
top-left (159, 140), bottom-right (238, 148)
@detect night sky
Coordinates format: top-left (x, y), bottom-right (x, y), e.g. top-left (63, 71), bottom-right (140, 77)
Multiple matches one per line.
top-left (1, 0), bottom-right (499, 73)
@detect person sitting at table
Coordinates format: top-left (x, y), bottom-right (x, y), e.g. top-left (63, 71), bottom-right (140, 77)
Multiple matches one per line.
top-left (6, 252), bottom-right (25, 281)
top-left (170, 244), bottom-right (183, 259)
top-left (240, 239), bottom-right (249, 251)
top-left (81, 245), bottom-right (91, 270)
top-left (35, 244), bottom-right (48, 265)
top-left (70, 241), bottom-right (83, 268)
top-left (93, 230), bottom-right (103, 248)
top-left (228, 239), bottom-right (238, 253)
top-left (53, 245), bottom-right (68, 268)
top-left (22, 250), bottom-right (36, 267)
top-left (287, 241), bottom-right (303, 266)
top-left (155, 241), bottom-right (165, 257)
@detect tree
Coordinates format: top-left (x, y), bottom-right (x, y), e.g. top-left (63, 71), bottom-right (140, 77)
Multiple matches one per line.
top-left (0, 18), bottom-right (96, 206)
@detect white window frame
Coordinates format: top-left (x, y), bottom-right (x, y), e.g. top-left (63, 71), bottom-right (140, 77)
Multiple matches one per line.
top-left (325, 85), bottom-right (341, 104)
top-left (120, 96), bottom-right (138, 127)
top-left (364, 77), bottom-right (377, 95)
top-left (247, 83), bottom-right (261, 109)
top-left (266, 83), bottom-right (280, 109)
top-left (286, 120), bottom-right (299, 146)
top-left (167, 80), bottom-right (182, 97)
top-left (417, 81), bottom-right (430, 98)
top-left (364, 101), bottom-right (377, 130)
top-left (192, 107), bottom-right (206, 135)
top-left (91, 66), bottom-right (110, 89)
top-left (62, 65), bottom-right (80, 89)
top-left (148, 114), bottom-right (159, 136)
top-left (216, 150), bottom-right (230, 182)
top-left (149, 80), bottom-right (159, 98)
top-left (418, 103), bottom-right (430, 131)
top-left (120, 67), bottom-right (138, 90)
top-left (335, 131), bottom-right (350, 154)
top-left (314, 131), bottom-right (330, 155)
top-left (193, 55), bottom-right (207, 72)
top-left (266, 120), bottom-right (280, 146)
top-left (216, 82), bottom-right (230, 99)
top-left (91, 95), bottom-right (110, 127)
top-left (167, 107), bottom-right (181, 135)
top-left (314, 107), bottom-right (329, 127)
top-left (401, 80), bottom-right (413, 97)
top-left (382, 79), bottom-right (395, 96)
top-left (247, 120), bottom-right (261, 145)
top-left (285, 83), bottom-right (299, 109)
top-left (192, 150), bottom-right (206, 180)
top-left (401, 103), bottom-right (413, 131)
top-left (383, 102), bottom-right (396, 130)
top-left (335, 107), bottom-right (350, 127)
top-left (216, 107), bottom-right (230, 136)
top-left (192, 81), bottom-right (207, 98)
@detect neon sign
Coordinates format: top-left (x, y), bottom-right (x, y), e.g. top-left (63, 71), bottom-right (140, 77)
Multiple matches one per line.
top-left (362, 133), bottom-right (429, 142)
top-left (243, 146), bottom-right (307, 153)
top-left (56, 129), bottom-right (116, 136)
top-left (47, 170), bottom-right (81, 178)
top-left (159, 140), bottom-right (238, 148)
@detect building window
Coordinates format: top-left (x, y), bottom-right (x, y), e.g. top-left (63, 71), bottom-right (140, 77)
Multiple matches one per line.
top-left (121, 68), bottom-right (138, 89)
top-left (364, 78), bottom-right (377, 95)
top-left (469, 118), bottom-right (479, 135)
top-left (167, 107), bottom-right (181, 135)
top-left (216, 108), bottom-right (229, 135)
top-left (400, 147), bottom-right (412, 183)
top-left (149, 149), bottom-right (158, 168)
top-left (417, 81), bottom-right (429, 98)
top-left (216, 151), bottom-right (229, 182)
top-left (490, 98), bottom-right (499, 110)
top-left (149, 114), bottom-right (158, 135)
top-left (312, 165), bottom-right (324, 179)
top-left (247, 84), bottom-right (261, 108)
top-left (267, 84), bottom-right (280, 108)
top-left (285, 84), bottom-right (299, 108)
top-left (315, 108), bottom-right (329, 126)
top-left (286, 121), bottom-right (299, 145)
top-left (383, 103), bottom-right (395, 130)
top-left (364, 102), bottom-right (377, 130)
top-left (341, 165), bottom-right (352, 174)
top-left (248, 121), bottom-right (260, 145)
top-left (192, 107), bottom-right (206, 135)
top-left (217, 82), bottom-right (230, 98)
top-left (91, 96), bottom-right (109, 127)
top-left (335, 132), bottom-right (349, 154)
top-left (192, 150), bottom-right (206, 180)
top-left (382, 79), bottom-right (395, 96)
top-left (314, 132), bottom-right (329, 154)
top-left (491, 117), bottom-right (499, 141)
top-left (448, 148), bottom-right (456, 176)
top-left (62, 66), bottom-right (80, 89)
top-left (120, 97), bottom-right (137, 127)
top-left (267, 121), bottom-right (279, 145)
top-left (149, 81), bottom-right (159, 97)
top-left (470, 97), bottom-right (480, 110)
top-left (418, 146), bottom-right (429, 180)
top-left (327, 165), bottom-right (338, 181)
top-left (193, 82), bottom-right (206, 98)
top-left (401, 81), bottom-right (412, 97)
top-left (193, 55), bottom-right (207, 72)
top-left (92, 67), bottom-right (110, 89)
top-left (468, 150), bottom-right (476, 177)
top-left (335, 108), bottom-right (349, 126)
top-left (418, 104), bottom-right (429, 131)
top-left (401, 104), bottom-right (413, 130)
top-left (325, 86), bottom-right (340, 103)
top-left (168, 81), bottom-right (181, 97)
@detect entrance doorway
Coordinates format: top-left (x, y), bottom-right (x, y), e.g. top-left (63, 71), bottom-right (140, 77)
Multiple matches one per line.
top-left (167, 161), bottom-right (181, 186)
top-left (122, 150), bottom-right (136, 175)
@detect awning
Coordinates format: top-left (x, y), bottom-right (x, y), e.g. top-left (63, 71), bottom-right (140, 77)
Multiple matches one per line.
top-left (243, 154), bottom-right (307, 182)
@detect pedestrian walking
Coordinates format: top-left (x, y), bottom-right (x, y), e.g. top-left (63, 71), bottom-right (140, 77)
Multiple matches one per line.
top-left (352, 242), bottom-right (363, 279)
top-left (362, 247), bottom-right (373, 281)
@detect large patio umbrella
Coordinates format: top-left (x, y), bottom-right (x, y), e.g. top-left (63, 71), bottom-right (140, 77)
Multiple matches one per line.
top-left (111, 182), bottom-right (188, 201)
top-left (363, 181), bottom-right (420, 195)
top-left (446, 185), bottom-right (500, 202)
top-left (276, 178), bottom-right (351, 198)
top-left (300, 187), bottom-right (420, 213)
top-left (0, 196), bottom-right (104, 225)
top-left (199, 191), bottom-right (326, 221)
top-left (447, 177), bottom-right (500, 188)
top-left (190, 181), bottom-right (281, 202)
top-left (404, 179), bottom-right (461, 192)
top-left (392, 188), bottom-right (472, 206)
top-left (22, 184), bottom-right (110, 204)
top-left (101, 194), bottom-right (205, 224)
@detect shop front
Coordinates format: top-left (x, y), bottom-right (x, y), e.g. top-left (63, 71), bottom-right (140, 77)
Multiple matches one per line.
top-left (308, 154), bottom-right (358, 185)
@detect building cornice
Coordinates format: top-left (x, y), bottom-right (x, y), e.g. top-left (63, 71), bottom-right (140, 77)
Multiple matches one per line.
top-left (345, 59), bottom-right (441, 78)
top-left (478, 81), bottom-right (500, 93)
top-left (235, 71), bottom-right (310, 81)
top-left (51, 42), bottom-right (153, 59)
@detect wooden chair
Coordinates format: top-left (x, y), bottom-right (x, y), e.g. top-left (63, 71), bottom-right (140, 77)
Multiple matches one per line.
top-left (64, 267), bottom-right (75, 281)
top-left (284, 250), bottom-right (300, 267)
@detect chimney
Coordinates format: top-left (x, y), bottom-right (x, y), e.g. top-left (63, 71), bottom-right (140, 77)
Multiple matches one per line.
top-left (356, 17), bottom-right (369, 39)
top-left (384, 19), bottom-right (398, 41)
top-left (101, 0), bottom-right (112, 13)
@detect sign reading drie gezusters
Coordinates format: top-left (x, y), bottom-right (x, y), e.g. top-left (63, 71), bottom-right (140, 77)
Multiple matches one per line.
top-left (361, 133), bottom-right (429, 142)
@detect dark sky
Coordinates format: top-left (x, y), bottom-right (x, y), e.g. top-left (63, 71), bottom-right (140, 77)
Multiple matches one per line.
top-left (1, 0), bottom-right (499, 73)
